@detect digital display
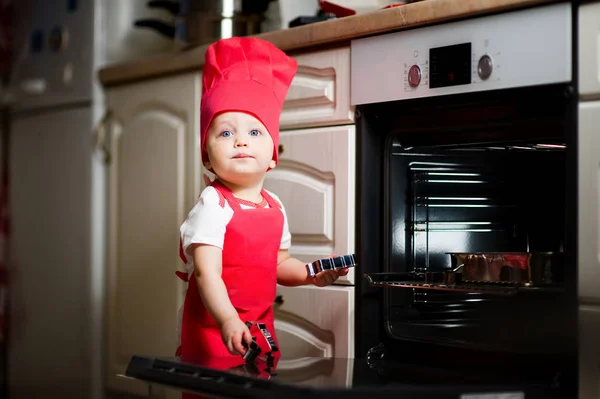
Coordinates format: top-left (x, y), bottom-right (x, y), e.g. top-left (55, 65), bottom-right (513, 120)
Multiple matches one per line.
top-left (429, 43), bottom-right (472, 88)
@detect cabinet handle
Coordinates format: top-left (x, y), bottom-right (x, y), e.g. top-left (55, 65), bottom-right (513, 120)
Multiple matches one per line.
top-left (92, 110), bottom-right (113, 165)
top-left (274, 295), bottom-right (284, 306)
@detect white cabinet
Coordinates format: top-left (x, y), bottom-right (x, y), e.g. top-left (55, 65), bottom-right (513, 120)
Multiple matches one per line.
top-left (578, 101), bottom-right (600, 303)
top-left (280, 47), bottom-right (354, 130)
top-left (579, 304), bottom-right (600, 399)
top-left (579, 2), bottom-right (600, 98)
top-left (264, 125), bottom-right (356, 360)
top-left (578, 11), bottom-right (600, 396)
top-left (104, 72), bottom-right (201, 395)
top-left (274, 285), bottom-right (354, 359)
top-left (265, 45), bottom-right (357, 360)
top-left (264, 125), bottom-right (356, 285)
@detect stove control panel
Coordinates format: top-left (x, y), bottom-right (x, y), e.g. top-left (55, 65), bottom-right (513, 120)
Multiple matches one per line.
top-left (402, 41), bottom-right (498, 92)
top-left (351, 2), bottom-right (571, 105)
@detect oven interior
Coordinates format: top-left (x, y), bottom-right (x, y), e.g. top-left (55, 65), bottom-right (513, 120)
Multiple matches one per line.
top-left (385, 139), bottom-right (567, 351)
top-left (356, 84), bottom-right (578, 361)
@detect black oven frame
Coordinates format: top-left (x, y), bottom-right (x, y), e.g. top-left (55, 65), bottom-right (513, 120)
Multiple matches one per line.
top-left (354, 82), bottom-right (579, 385)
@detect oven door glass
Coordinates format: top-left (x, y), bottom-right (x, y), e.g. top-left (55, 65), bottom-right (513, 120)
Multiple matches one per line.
top-left (385, 142), bottom-right (567, 353)
top-left (357, 83), bottom-right (577, 357)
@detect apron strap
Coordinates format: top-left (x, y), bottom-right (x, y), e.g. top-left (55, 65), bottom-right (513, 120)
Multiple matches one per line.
top-left (260, 189), bottom-right (282, 209)
top-left (175, 270), bottom-right (189, 282)
top-left (179, 237), bottom-right (188, 263)
top-left (177, 237), bottom-right (189, 281)
top-left (212, 180), bottom-right (242, 211)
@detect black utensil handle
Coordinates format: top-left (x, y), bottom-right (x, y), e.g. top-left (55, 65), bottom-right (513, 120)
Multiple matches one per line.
top-left (306, 253), bottom-right (356, 277)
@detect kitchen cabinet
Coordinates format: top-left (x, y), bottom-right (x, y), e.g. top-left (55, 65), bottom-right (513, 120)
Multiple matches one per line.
top-left (264, 125), bottom-right (356, 285)
top-left (281, 47), bottom-right (354, 130)
top-left (274, 284), bottom-right (354, 359)
top-left (579, 9), bottom-right (600, 397)
top-left (579, 2), bottom-right (600, 98)
top-left (578, 101), bottom-right (600, 303)
top-left (579, 304), bottom-right (600, 399)
top-left (264, 125), bottom-right (356, 359)
top-left (104, 72), bottom-right (202, 396)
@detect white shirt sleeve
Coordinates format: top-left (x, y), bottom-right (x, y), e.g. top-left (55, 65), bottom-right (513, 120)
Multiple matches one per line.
top-left (180, 186), bottom-right (233, 256)
top-left (180, 186), bottom-right (292, 257)
top-left (266, 190), bottom-right (292, 250)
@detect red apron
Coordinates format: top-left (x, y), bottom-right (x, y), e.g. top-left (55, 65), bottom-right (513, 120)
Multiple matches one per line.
top-left (176, 179), bottom-right (284, 369)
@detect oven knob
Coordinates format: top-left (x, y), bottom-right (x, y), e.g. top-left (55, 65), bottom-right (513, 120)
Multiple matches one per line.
top-left (477, 54), bottom-right (493, 80)
top-left (407, 64), bottom-right (422, 87)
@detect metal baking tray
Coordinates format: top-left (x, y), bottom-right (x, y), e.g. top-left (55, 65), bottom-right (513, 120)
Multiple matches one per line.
top-left (363, 272), bottom-right (564, 296)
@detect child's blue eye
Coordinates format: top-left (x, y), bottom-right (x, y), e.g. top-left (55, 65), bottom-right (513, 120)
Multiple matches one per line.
top-left (221, 130), bottom-right (232, 137)
top-left (249, 129), bottom-right (260, 137)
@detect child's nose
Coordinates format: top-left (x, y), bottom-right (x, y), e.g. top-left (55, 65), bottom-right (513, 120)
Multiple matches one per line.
top-left (235, 136), bottom-right (249, 147)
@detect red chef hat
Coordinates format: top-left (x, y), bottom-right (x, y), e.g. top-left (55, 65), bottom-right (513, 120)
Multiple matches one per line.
top-left (200, 37), bottom-right (298, 166)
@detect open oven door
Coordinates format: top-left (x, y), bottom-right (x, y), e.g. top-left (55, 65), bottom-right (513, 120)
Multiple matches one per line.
top-left (121, 354), bottom-right (560, 399)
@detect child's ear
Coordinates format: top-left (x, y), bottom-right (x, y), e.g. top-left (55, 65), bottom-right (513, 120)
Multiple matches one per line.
top-left (203, 161), bottom-right (212, 170)
top-left (269, 160), bottom-right (276, 169)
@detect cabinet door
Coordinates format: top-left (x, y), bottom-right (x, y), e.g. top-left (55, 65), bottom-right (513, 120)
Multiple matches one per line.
top-left (105, 72), bottom-right (201, 395)
top-left (274, 285), bottom-right (354, 359)
top-left (580, 304), bottom-right (600, 399)
top-left (579, 2), bottom-right (600, 98)
top-left (264, 125), bottom-right (356, 285)
top-left (280, 47), bottom-right (354, 130)
top-left (578, 101), bottom-right (600, 303)
top-left (264, 125), bottom-right (356, 360)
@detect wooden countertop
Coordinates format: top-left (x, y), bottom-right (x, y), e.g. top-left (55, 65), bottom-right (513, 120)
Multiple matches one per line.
top-left (98, 0), bottom-right (558, 87)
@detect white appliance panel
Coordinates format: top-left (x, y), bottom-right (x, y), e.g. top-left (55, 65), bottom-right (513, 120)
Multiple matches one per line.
top-left (351, 3), bottom-right (572, 105)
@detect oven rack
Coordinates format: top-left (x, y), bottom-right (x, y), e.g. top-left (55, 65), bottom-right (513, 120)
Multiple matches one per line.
top-left (364, 273), bottom-right (564, 296)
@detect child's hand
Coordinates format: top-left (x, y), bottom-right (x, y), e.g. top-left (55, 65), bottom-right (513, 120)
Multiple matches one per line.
top-left (314, 269), bottom-right (348, 287)
top-left (313, 268), bottom-right (349, 286)
top-left (220, 318), bottom-right (253, 356)
top-left (312, 254), bottom-right (349, 286)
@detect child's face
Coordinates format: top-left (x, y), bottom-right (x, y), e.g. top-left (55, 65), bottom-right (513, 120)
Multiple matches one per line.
top-left (204, 111), bottom-right (276, 185)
